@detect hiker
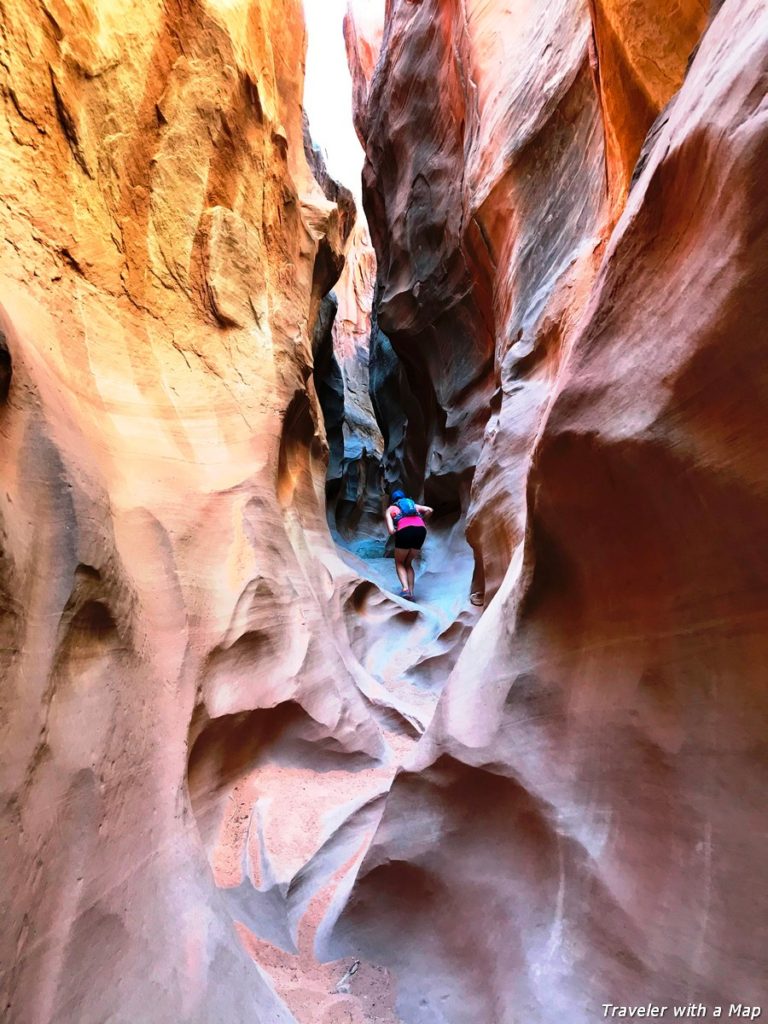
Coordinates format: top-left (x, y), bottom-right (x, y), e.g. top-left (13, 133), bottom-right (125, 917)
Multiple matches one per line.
top-left (384, 489), bottom-right (433, 599)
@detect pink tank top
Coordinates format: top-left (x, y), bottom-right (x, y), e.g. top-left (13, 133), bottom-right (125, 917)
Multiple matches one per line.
top-left (388, 505), bottom-right (424, 530)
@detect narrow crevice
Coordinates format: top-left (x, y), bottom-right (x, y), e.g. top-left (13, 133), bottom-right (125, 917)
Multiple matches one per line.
top-left (0, 329), bottom-right (12, 404)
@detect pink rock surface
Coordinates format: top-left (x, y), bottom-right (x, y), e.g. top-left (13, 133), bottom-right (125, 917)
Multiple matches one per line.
top-left (344, 1), bottom-right (386, 145)
top-left (349, 0), bottom-right (610, 585)
top-left (0, 2), bottom-right (389, 1021)
top-left (347, 0), bottom-right (713, 599)
top-left (334, 2), bottom-right (768, 1022)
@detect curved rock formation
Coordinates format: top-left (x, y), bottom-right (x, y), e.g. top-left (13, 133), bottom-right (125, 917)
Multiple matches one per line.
top-left (3, 0), bottom-right (766, 1021)
top-left (368, 294), bottom-right (413, 492)
top-left (333, 223), bottom-right (380, 466)
top-left (344, 0), bottom-right (385, 145)
top-left (349, 0), bottom-right (609, 583)
top-left (588, 0), bottom-right (709, 213)
top-left (347, 0), bottom-right (712, 601)
top-left (332, 1), bottom-right (768, 1022)
top-left (313, 292), bottom-right (346, 486)
top-left (0, 2), bottom-right (378, 1021)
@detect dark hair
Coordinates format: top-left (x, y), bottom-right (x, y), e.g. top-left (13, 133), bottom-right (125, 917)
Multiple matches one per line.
top-left (391, 489), bottom-right (406, 502)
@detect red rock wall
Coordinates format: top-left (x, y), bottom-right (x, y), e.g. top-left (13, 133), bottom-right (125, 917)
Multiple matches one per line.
top-left (344, 0), bottom-right (385, 145)
top-left (335, 0), bottom-right (768, 1020)
top-left (0, 3), bottom-right (375, 1022)
top-left (351, 0), bottom-right (497, 514)
top-left (587, 0), bottom-right (709, 214)
top-left (3, 0), bottom-right (765, 1020)
top-left (348, 0), bottom-right (711, 599)
top-left (350, 0), bottom-right (609, 591)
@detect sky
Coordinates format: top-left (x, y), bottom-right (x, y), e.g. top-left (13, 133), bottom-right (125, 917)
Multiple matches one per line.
top-left (302, 0), bottom-right (365, 204)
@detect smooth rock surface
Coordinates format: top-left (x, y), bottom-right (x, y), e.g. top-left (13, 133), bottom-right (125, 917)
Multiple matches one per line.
top-left (347, 0), bottom-right (715, 600)
top-left (333, 2), bottom-right (768, 1022)
top-left (588, 0), bottom-right (709, 213)
top-left (0, 2), bottom-right (369, 1022)
top-left (350, 0), bottom-right (609, 576)
top-left (0, 11), bottom-right (473, 1022)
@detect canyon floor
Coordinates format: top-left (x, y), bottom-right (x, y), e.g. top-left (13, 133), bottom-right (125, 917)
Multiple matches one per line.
top-left (206, 524), bottom-right (477, 1023)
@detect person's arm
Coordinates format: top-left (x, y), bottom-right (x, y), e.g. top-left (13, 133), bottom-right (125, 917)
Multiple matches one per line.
top-left (385, 509), bottom-right (396, 536)
top-left (416, 504), bottom-right (434, 518)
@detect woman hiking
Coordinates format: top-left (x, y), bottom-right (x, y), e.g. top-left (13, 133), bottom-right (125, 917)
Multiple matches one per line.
top-left (384, 489), bottom-right (433, 600)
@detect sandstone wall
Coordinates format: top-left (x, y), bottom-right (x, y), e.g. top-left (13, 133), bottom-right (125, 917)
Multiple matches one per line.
top-left (349, 0), bottom-right (606, 590)
top-left (3, 0), bottom-right (766, 1020)
top-left (0, 3), bottom-right (375, 1021)
top-left (348, 0), bottom-right (711, 600)
top-left (330, 222), bottom-right (384, 537)
top-left (344, 0), bottom-right (385, 145)
top-left (588, 0), bottom-right (709, 214)
top-left (333, 223), bottom-right (380, 468)
top-left (334, 0), bottom-right (768, 1021)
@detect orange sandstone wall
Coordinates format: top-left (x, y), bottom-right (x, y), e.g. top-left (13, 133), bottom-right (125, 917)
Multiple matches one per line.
top-left (0, 3), bottom-right (372, 1022)
top-left (587, 0), bottom-right (709, 213)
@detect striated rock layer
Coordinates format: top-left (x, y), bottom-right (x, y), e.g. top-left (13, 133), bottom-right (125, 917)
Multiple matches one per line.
top-left (333, 0), bottom-right (768, 1021)
top-left (333, 223), bottom-right (380, 468)
top-left (347, 0), bottom-right (713, 599)
top-left (0, 2), bottom-right (385, 1022)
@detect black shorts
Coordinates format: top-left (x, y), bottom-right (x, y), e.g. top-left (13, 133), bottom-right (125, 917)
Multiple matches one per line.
top-left (395, 525), bottom-right (427, 550)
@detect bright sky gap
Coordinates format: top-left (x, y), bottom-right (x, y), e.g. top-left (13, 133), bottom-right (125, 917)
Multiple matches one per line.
top-left (302, 0), bottom-right (365, 206)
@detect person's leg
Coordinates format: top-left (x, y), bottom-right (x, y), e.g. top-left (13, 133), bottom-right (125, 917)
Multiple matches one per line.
top-left (405, 552), bottom-right (416, 595)
top-left (407, 527), bottom-right (426, 597)
top-left (394, 547), bottom-right (410, 593)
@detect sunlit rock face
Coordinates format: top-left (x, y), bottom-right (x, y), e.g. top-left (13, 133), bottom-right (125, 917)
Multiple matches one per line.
top-left (587, 0), bottom-right (709, 215)
top-left (333, 224), bottom-right (379, 464)
top-left (344, 0), bottom-right (385, 145)
top-left (0, 2), bottom-right (377, 1021)
top-left (335, 1), bottom-right (768, 1022)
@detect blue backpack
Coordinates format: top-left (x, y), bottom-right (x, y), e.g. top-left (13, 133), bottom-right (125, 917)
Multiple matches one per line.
top-left (395, 497), bottom-right (419, 521)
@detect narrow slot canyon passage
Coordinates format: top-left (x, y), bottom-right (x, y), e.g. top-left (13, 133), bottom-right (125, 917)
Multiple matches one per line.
top-left (186, 8), bottom-right (482, 1018)
top-left (1, 1), bottom-right (766, 1024)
